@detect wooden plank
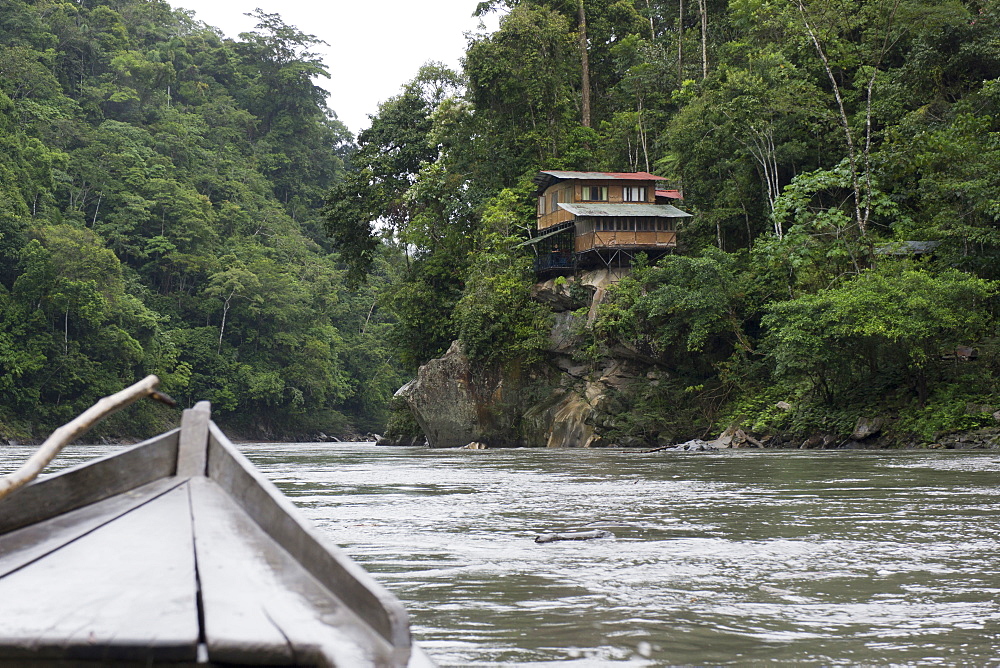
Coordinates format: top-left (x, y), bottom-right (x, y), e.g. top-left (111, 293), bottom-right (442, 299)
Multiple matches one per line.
top-left (0, 484), bottom-right (199, 662)
top-left (539, 207), bottom-right (575, 229)
top-left (188, 475), bottom-right (294, 665)
top-left (189, 477), bottom-right (397, 666)
top-left (176, 400), bottom-right (210, 477)
top-left (0, 429), bottom-right (180, 535)
top-left (205, 423), bottom-right (413, 662)
top-left (0, 477), bottom-right (185, 578)
top-left (191, 477), bottom-right (402, 666)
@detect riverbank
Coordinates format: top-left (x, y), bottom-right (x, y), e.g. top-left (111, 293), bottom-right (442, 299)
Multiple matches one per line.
top-left (385, 269), bottom-right (1000, 451)
top-left (642, 425), bottom-right (1000, 452)
top-left (381, 426), bottom-right (1000, 451)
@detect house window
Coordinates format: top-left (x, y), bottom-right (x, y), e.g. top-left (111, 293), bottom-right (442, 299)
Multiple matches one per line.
top-left (623, 186), bottom-right (647, 202)
top-left (548, 191), bottom-right (558, 214)
top-left (538, 196), bottom-right (545, 216)
top-left (583, 185), bottom-right (608, 201)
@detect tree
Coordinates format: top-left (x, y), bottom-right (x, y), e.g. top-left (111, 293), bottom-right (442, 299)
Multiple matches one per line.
top-left (325, 64), bottom-right (460, 282)
top-left (4, 224), bottom-right (165, 425)
top-left (466, 4), bottom-right (590, 179)
top-left (763, 265), bottom-right (997, 404)
top-left (454, 194), bottom-right (552, 369)
top-left (597, 248), bottom-right (756, 356)
top-left (0, 1), bottom-right (404, 438)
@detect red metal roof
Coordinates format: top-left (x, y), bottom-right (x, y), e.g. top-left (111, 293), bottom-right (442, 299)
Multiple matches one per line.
top-left (533, 170), bottom-right (667, 195)
top-left (539, 170), bottom-right (666, 181)
top-left (656, 189), bottom-right (683, 199)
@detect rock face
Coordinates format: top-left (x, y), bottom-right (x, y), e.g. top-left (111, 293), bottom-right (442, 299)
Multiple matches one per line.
top-left (523, 390), bottom-right (602, 448)
top-left (395, 341), bottom-right (481, 448)
top-left (394, 270), bottom-right (647, 448)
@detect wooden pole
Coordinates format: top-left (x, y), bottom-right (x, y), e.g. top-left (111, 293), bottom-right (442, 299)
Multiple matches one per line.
top-left (0, 375), bottom-right (175, 501)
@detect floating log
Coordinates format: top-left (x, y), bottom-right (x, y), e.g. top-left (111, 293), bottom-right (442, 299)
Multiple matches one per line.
top-left (534, 529), bottom-right (614, 543)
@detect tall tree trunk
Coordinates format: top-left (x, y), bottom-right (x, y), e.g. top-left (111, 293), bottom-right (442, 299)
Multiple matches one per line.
top-left (90, 193), bottom-right (101, 227)
top-left (795, 0), bottom-right (864, 234)
top-left (638, 98), bottom-right (650, 172)
top-left (699, 0), bottom-right (708, 79)
top-left (218, 289), bottom-right (235, 355)
top-left (677, 0), bottom-right (684, 82)
top-left (794, 0), bottom-right (902, 238)
top-left (579, 0), bottom-right (591, 127)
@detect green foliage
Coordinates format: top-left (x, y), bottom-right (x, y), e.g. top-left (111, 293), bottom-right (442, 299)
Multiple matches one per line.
top-left (0, 0), bottom-right (399, 438)
top-left (382, 395), bottom-right (424, 444)
top-left (4, 0), bottom-right (1000, 445)
top-left (763, 264), bottom-right (998, 404)
top-left (896, 381), bottom-right (998, 441)
top-left (599, 375), bottom-right (712, 445)
top-left (597, 248), bottom-right (756, 355)
top-left (448, 0), bottom-right (1000, 444)
top-left (455, 237), bottom-right (552, 370)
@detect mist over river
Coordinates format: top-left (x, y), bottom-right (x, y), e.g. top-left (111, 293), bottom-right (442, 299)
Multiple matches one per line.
top-left (4, 443), bottom-right (1000, 666)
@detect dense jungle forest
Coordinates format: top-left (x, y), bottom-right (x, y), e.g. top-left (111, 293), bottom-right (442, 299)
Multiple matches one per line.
top-left (2, 0), bottom-right (999, 443)
top-left (0, 0), bottom-right (404, 438)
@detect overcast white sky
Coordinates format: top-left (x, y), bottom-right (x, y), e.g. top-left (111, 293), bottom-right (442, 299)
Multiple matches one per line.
top-left (175, 1), bottom-right (503, 136)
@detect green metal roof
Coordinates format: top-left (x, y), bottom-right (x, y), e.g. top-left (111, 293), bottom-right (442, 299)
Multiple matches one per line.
top-left (558, 203), bottom-right (692, 218)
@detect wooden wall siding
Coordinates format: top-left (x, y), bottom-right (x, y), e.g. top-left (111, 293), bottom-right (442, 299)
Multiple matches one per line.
top-left (538, 180), bottom-right (656, 229)
top-left (538, 206), bottom-right (575, 230)
top-left (575, 231), bottom-right (677, 252)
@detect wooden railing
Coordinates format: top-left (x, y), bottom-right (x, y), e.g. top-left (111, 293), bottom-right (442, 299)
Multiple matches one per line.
top-left (576, 231), bottom-right (677, 252)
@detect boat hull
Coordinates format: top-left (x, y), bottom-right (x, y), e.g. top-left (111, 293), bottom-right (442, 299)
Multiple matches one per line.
top-left (0, 402), bottom-right (424, 667)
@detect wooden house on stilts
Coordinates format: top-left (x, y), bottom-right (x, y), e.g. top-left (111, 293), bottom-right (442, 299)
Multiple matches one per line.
top-left (526, 171), bottom-right (692, 275)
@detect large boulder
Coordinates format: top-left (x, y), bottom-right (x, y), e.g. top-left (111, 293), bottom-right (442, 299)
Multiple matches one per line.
top-left (395, 342), bottom-right (481, 448)
top-left (531, 278), bottom-right (581, 312)
top-left (579, 269), bottom-right (625, 325)
top-left (851, 416), bottom-right (884, 440)
top-left (530, 269), bottom-right (626, 321)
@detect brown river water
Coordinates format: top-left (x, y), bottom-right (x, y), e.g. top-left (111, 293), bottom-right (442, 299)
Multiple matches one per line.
top-left (4, 442), bottom-right (1000, 666)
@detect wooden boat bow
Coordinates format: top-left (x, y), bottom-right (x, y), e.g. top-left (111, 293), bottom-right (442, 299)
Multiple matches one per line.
top-left (0, 400), bottom-right (429, 667)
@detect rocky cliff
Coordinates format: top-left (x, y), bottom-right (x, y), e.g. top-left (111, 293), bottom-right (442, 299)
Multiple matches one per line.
top-left (386, 269), bottom-right (656, 448)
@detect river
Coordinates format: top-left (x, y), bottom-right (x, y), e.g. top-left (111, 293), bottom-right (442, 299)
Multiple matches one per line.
top-left (4, 442), bottom-right (1000, 666)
